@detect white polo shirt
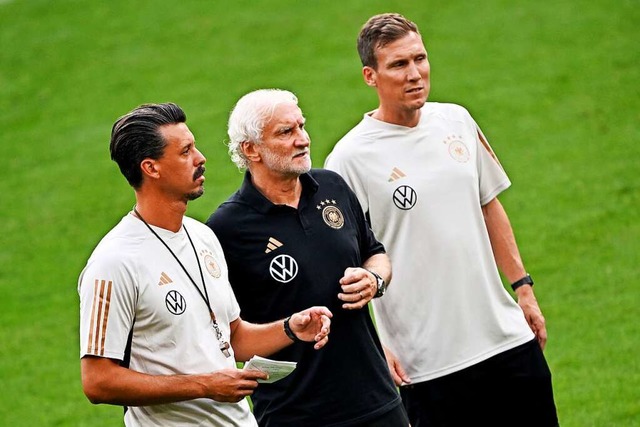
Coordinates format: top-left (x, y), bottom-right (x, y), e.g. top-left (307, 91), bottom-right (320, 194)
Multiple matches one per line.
top-left (325, 102), bottom-right (534, 382)
top-left (79, 214), bottom-right (257, 426)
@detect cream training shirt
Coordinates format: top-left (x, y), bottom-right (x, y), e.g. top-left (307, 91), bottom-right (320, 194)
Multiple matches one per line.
top-left (78, 214), bottom-right (257, 426)
top-left (325, 102), bottom-right (534, 383)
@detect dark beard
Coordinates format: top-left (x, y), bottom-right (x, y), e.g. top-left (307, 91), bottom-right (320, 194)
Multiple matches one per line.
top-left (186, 187), bottom-right (204, 201)
top-left (186, 166), bottom-right (206, 200)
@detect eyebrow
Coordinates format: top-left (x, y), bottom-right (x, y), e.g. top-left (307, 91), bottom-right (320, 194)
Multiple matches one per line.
top-left (180, 139), bottom-right (195, 151)
top-left (275, 119), bottom-right (304, 132)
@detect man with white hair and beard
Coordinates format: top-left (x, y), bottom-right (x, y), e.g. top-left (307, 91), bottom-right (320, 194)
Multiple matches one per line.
top-left (206, 89), bottom-right (408, 427)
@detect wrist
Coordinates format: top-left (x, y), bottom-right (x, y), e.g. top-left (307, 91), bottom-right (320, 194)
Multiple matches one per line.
top-left (283, 316), bottom-right (301, 342)
top-left (515, 286), bottom-right (535, 300)
top-left (511, 274), bottom-right (534, 292)
top-left (367, 269), bottom-right (387, 298)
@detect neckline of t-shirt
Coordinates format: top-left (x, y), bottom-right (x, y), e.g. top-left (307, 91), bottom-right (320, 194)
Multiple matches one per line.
top-left (127, 212), bottom-right (186, 240)
top-left (364, 109), bottom-right (428, 131)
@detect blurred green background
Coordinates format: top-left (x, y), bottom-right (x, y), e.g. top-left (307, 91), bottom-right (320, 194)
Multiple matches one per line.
top-left (0, 0), bottom-right (638, 425)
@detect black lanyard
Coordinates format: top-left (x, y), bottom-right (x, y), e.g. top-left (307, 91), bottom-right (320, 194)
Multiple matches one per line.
top-left (133, 208), bottom-right (231, 357)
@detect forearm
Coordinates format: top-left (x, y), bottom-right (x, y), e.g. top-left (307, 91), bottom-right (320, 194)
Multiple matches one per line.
top-left (230, 319), bottom-right (291, 362)
top-left (483, 198), bottom-right (548, 347)
top-left (482, 198), bottom-right (526, 282)
top-left (81, 357), bottom-right (207, 406)
top-left (230, 308), bottom-right (332, 360)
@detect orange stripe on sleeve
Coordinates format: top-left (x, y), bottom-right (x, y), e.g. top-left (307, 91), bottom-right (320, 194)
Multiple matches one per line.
top-left (99, 281), bottom-right (113, 356)
top-left (86, 280), bottom-right (99, 354)
top-left (93, 280), bottom-right (106, 354)
top-left (477, 129), bottom-right (504, 170)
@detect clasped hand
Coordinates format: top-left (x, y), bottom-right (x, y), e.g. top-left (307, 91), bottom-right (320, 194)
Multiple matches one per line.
top-left (338, 267), bottom-right (376, 310)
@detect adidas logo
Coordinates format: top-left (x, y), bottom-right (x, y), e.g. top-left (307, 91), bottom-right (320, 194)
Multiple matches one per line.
top-left (265, 237), bottom-right (283, 253)
top-left (388, 167), bottom-right (406, 182)
top-left (158, 272), bottom-right (173, 286)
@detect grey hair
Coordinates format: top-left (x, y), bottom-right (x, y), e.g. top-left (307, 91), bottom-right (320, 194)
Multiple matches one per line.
top-left (227, 89), bottom-right (299, 169)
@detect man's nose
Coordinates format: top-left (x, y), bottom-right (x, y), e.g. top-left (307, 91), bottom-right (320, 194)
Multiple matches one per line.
top-left (296, 130), bottom-right (310, 146)
top-left (195, 147), bottom-right (206, 164)
top-left (407, 62), bottom-right (421, 80)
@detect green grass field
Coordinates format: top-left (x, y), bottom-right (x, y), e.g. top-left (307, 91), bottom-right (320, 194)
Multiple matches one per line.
top-left (1, 0), bottom-right (638, 425)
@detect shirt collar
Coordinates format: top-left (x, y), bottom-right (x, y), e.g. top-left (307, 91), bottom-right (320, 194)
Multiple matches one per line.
top-left (238, 170), bottom-right (319, 214)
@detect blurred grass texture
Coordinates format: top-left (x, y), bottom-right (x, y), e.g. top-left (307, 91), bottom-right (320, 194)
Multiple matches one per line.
top-left (0, 0), bottom-right (638, 425)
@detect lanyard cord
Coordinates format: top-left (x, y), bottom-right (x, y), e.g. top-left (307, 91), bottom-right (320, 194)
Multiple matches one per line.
top-left (132, 208), bottom-right (231, 356)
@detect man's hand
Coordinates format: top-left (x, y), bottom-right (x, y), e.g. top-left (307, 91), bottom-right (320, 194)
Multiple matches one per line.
top-left (203, 368), bottom-right (268, 402)
top-left (289, 306), bottom-right (332, 350)
top-left (516, 286), bottom-right (548, 350)
top-left (383, 346), bottom-right (411, 386)
top-left (338, 267), bottom-right (377, 310)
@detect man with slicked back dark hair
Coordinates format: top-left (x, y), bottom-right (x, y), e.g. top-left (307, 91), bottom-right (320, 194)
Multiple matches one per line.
top-left (78, 102), bottom-right (332, 426)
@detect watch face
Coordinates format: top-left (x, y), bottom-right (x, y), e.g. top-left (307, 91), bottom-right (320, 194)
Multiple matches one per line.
top-left (368, 270), bottom-right (385, 298)
top-left (375, 277), bottom-right (385, 297)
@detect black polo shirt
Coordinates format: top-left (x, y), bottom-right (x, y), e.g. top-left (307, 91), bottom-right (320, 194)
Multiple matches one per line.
top-left (207, 169), bottom-right (401, 427)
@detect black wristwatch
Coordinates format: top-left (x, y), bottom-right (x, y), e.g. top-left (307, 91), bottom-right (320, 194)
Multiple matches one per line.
top-left (368, 270), bottom-right (387, 298)
top-left (510, 274), bottom-right (534, 291)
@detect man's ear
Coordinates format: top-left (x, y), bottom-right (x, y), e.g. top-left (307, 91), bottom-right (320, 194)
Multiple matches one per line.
top-left (140, 159), bottom-right (160, 180)
top-left (363, 66), bottom-right (377, 87)
top-left (241, 141), bottom-right (261, 163)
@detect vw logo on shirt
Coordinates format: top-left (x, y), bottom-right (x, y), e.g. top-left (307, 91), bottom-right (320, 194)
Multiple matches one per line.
top-left (165, 290), bottom-right (187, 315)
top-left (269, 254), bottom-right (299, 283)
top-left (393, 185), bottom-right (418, 210)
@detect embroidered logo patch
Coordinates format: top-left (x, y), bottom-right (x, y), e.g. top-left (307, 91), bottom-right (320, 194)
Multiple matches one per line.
top-left (200, 249), bottom-right (221, 278)
top-left (393, 185), bottom-right (418, 210)
top-left (444, 135), bottom-right (470, 163)
top-left (317, 199), bottom-right (344, 229)
top-left (269, 254), bottom-right (298, 283)
top-left (165, 290), bottom-right (186, 315)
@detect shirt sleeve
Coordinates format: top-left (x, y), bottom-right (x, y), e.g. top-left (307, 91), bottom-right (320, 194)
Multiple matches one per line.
top-left (78, 253), bottom-right (136, 361)
top-left (474, 123), bottom-right (511, 205)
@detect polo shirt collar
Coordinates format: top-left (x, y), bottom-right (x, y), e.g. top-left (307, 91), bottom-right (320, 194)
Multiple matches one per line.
top-left (238, 170), bottom-right (319, 214)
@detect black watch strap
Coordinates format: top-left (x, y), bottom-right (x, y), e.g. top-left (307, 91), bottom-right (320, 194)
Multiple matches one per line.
top-left (511, 274), bottom-right (534, 291)
top-left (283, 316), bottom-right (301, 342)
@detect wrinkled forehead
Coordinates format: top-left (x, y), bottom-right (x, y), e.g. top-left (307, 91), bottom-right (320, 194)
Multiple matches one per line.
top-left (264, 103), bottom-right (304, 128)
